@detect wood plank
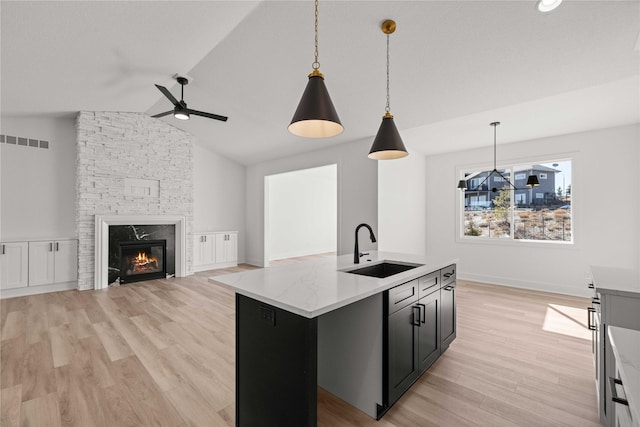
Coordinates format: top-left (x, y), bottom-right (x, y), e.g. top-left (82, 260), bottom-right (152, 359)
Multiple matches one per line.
top-left (1, 385), bottom-right (22, 427)
top-left (20, 392), bottom-right (62, 427)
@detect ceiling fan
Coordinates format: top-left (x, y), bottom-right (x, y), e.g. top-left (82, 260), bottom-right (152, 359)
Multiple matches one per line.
top-left (152, 76), bottom-right (228, 122)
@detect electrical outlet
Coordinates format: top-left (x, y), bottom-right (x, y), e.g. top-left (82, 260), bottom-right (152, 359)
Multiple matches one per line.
top-left (260, 306), bottom-right (275, 326)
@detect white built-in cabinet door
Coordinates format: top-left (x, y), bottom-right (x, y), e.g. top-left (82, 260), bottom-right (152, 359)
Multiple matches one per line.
top-left (28, 240), bottom-right (78, 286)
top-left (0, 242), bottom-right (29, 289)
top-left (193, 233), bottom-right (216, 268)
top-left (215, 232), bottom-right (238, 264)
top-left (54, 240), bottom-right (78, 283)
top-left (28, 241), bottom-right (55, 286)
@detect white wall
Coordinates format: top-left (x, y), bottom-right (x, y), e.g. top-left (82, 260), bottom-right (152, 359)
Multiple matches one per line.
top-left (378, 153), bottom-right (427, 255)
top-left (425, 124), bottom-right (640, 297)
top-left (1, 117), bottom-right (76, 240)
top-left (193, 144), bottom-right (246, 262)
top-left (245, 138), bottom-right (377, 267)
top-left (267, 164), bottom-right (337, 261)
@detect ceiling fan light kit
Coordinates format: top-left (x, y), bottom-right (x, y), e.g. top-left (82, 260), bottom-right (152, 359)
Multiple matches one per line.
top-left (536, 0), bottom-right (563, 13)
top-left (288, 0), bottom-right (343, 138)
top-left (153, 76), bottom-right (228, 122)
top-left (368, 19), bottom-right (408, 160)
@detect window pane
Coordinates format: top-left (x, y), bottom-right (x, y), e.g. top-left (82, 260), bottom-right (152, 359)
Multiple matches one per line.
top-left (461, 169), bottom-right (511, 238)
top-left (512, 161), bottom-right (572, 241)
top-left (461, 160), bottom-right (572, 243)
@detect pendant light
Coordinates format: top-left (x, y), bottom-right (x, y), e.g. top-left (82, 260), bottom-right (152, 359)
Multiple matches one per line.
top-left (288, 0), bottom-right (343, 138)
top-left (369, 20), bottom-right (408, 160)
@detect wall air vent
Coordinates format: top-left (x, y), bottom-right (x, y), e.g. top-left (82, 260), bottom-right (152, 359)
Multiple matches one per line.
top-left (0, 134), bottom-right (49, 149)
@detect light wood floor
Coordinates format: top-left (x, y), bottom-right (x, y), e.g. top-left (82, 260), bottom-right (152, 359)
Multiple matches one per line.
top-left (1, 264), bottom-right (599, 426)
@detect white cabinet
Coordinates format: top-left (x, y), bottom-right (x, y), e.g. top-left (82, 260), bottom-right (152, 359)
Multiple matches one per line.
top-left (215, 232), bottom-right (237, 264)
top-left (193, 233), bottom-right (216, 268)
top-left (0, 242), bottom-right (29, 289)
top-left (28, 239), bottom-right (78, 286)
top-left (193, 231), bottom-right (238, 272)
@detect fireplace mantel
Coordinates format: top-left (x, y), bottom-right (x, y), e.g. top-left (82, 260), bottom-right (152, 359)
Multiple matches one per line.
top-left (94, 214), bottom-right (187, 289)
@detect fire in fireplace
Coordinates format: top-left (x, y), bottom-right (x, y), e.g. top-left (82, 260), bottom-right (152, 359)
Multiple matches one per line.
top-left (118, 240), bottom-right (166, 284)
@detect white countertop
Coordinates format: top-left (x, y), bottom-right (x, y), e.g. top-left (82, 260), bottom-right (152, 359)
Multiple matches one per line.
top-left (608, 326), bottom-right (640, 424)
top-left (590, 266), bottom-right (640, 297)
top-left (209, 251), bottom-right (457, 318)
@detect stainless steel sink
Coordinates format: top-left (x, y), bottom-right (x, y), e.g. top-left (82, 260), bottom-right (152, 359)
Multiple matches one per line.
top-left (343, 261), bottom-right (423, 279)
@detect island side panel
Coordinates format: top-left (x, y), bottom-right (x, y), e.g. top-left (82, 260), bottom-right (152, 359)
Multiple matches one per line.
top-left (236, 293), bottom-right (318, 427)
top-left (317, 293), bottom-right (384, 419)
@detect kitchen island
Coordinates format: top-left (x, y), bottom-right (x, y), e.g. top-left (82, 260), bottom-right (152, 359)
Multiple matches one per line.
top-left (210, 251), bottom-right (458, 427)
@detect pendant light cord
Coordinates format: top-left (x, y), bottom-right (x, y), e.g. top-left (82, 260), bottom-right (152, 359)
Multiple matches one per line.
top-left (493, 123), bottom-right (497, 169)
top-left (312, 0), bottom-right (320, 70)
top-left (385, 33), bottom-right (391, 113)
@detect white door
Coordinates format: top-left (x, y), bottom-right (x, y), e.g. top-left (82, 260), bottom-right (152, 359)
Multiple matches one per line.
top-left (28, 241), bottom-right (55, 286)
top-left (54, 240), bottom-right (78, 283)
top-left (202, 234), bottom-right (216, 264)
top-left (193, 235), bottom-right (204, 267)
top-left (0, 242), bottom-right (29, 289)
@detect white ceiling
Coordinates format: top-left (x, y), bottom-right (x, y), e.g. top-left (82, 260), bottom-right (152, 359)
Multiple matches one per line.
top-left (2, 1), bottom-right (639, 165)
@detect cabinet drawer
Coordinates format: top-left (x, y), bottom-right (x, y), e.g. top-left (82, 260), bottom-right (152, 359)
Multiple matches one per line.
top-left (388, 279), bottom-right (419, 314)
top-left (441, 265), bottom-right (456, 285)
top-left (418, 271), bottom-right (439, 298)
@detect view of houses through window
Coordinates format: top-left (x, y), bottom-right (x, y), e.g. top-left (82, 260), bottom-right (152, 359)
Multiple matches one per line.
top-left (461, 160), bottom-right (572, 242)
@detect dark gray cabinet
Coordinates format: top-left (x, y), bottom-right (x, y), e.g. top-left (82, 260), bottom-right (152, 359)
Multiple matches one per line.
top-left (388, 301), bottom-right (419, 404)
top-left (385, 265), bottom-right (456, 410)
top-left (417, 288), bottom-right (440, 372)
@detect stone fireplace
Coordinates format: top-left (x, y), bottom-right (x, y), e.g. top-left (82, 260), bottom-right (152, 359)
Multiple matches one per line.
top-left (76, 112), bottom-right (194, 290)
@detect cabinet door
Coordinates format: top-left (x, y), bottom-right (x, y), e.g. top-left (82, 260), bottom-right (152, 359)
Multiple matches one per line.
top-left (0, 242), bottom-right (29, 289)
top-left (193, 235), bottom-right (204, 267)
top-left (418, 289), bottom-right (440, 373)
top-left (441, 282), bottom-right (456, 350)
top-left (202, 234), bottom-right (216, 264)
top-left (388, 302), bottom-right (419, 405)
top-left (215, 233), bottom-right (226, 263)
top-left (28, 241), bottom-right (55, 286)
top-left (54, 240), bottom-right (78, 283)
top-left (226, 233), bottom-right (238, 263)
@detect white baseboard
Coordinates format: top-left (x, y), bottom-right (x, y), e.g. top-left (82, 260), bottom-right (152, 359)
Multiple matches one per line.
top-left (458, 273), bottom-right (591, 298)
top-left (1, 281), bottom-right (77, 299)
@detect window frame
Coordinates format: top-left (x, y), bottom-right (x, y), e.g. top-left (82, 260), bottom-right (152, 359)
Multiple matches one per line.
top-left (456, 153), bottom-right (577, 248)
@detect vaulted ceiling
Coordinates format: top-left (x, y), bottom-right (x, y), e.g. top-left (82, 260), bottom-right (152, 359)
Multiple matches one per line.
top-left (2, 1), bottom-right (639, 165)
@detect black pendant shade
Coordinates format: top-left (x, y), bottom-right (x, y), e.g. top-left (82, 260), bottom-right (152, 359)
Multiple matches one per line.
top-left (526, 175), bottom-right (540, 187)
top-left (368, 113), bottom-right (408, 160)
top-left (288, 71), bottom-right (343, 138)
top-left (457, 180), bottom-right (467, 190)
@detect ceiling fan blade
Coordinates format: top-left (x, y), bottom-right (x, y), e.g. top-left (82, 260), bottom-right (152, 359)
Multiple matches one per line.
top-left (187, 109), bottom-right (228, 122)
top-left (152, 110), bottom-right (174, 118)
top-left (154, 84), bottom-right (180, 107)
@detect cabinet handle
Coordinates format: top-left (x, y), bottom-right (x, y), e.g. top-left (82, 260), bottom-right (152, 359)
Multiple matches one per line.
top-left (418, 303), bottom-right (426, 324)
top-left (609, 377), bottom-right (629, 406)
top-left (55, 242), bottom-right (59, 251)
top-left (1, 244), bottom-right (4, 255)
top-left (49, 242), bottom-right (53, 252)
top-left (591, 297), bottom-right (600, 305)
top-left (587, 307), bottom-right (596, 331)
top-left (588, 283), bottom-right (594, 289)
top-left (412, 306), bottom-right (421, 326)
top-left (443, 285), bottom-right (454, 291)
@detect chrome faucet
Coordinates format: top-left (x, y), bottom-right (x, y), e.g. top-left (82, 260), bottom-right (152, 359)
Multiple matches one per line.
top-left (354, 223), bottom-right (377, 264)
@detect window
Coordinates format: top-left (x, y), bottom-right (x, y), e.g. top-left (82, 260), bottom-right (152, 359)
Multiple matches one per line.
top-left (459, 159), bottom-right (572, 242)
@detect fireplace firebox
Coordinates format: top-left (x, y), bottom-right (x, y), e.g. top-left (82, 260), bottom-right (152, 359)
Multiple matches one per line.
top-left (118, 240), bottom-right (167, 284)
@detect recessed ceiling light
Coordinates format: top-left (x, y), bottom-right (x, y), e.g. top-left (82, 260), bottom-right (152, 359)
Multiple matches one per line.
top-left (537, 0), bottom-right (563, 12)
